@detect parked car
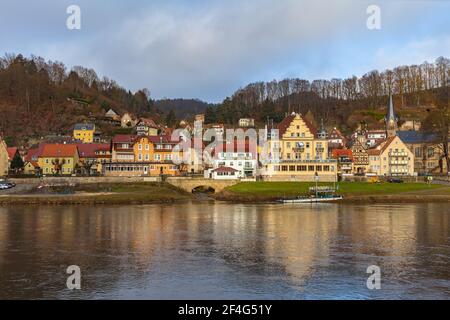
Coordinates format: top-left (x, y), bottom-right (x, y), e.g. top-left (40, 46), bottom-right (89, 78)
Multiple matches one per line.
top-left (387, 177), bottom-right (404, 183)
top-left (0, 180), bottom-right (16, 190)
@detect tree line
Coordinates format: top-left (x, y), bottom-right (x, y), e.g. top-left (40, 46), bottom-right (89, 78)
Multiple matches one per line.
top-left (208, 57), bottom-right (450, 127)
top-left (0, 53), bottom-right (156, 142)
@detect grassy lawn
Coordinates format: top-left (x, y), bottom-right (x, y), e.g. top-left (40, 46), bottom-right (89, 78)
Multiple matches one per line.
top-left (226, 181), bottom-right (445, 197)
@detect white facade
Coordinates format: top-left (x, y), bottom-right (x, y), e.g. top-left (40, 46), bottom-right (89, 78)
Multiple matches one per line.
top-left (213, 149), bottom-right (257, 177)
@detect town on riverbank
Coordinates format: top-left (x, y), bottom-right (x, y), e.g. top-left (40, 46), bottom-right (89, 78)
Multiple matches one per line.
top-left (1, 93), bottom-right (450, 205)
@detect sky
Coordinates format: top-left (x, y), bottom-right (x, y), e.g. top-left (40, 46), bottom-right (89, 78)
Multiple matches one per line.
top-left (0, 0), bottom-right (449, 102)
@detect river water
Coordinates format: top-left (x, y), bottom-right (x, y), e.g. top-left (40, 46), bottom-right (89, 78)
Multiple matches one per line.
top-left (0, 202), bottom-right (449, 300)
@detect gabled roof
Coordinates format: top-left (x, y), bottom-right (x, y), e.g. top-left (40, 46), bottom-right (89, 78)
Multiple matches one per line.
top-left (212, 166), bottom-right (239, 173)
top-left (277, 113), bottom-right (317, 137)
top-left (137, 118), bottom-right (158, 128)
top-left (367, 136), bottom-right (397, 156)
top-left (25, 144), bottom-right (46, 162)
top-left (40, 144), bottom-right (78, 158)
top-left (332, 149), bottom-right (353, 160)
top-left (74, 123), bottom-right (95, 131)
top-left (76, 143), bottom-right (110, 158)
top-left (105, 108), bottom-right (118, 116)
top-left (6, 147), bottom-right (18, 160)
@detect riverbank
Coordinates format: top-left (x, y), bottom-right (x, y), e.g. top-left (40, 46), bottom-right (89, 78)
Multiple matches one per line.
top-left (2, 181), bottom-right (450, 205)
top-left (216, 182), bottom-right (450, 203)
top-left (0, 182), bottom-right (191, 205)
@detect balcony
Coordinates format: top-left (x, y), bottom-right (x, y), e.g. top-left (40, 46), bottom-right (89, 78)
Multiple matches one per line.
top-left (389, 151), bottom-right (408, 157)
top-left (292, 147), bottom-right (304, 152)
top-left (315, 148), bottom-right (325, 153)
top-left (389, 160), bottom-right (409, 165)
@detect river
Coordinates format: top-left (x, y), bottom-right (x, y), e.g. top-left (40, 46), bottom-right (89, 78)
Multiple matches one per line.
top-left (0, 202), bottom-right (449, 299)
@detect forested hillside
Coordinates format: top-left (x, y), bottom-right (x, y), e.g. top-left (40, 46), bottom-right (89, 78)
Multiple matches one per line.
top-left (0, 53), bottom-right (449, 145)
top-left (210, 57), bottom-right (450, 133)
top-left (0, 54), bottom-right (156, 144)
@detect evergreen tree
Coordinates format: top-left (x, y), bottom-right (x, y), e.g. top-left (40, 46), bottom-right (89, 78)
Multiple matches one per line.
top-left (204, 106), bottom-right (216, 124)
top-left (165, 109), bottom-right (177, 128)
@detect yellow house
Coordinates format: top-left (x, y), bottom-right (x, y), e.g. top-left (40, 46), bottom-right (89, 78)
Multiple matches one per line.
top-left (261, 113), bottom-right (337, 181)
top-left (73, 123), bottom-right (95, 143)
top-left (38, 144), bottom-right (80, 175)
top-left (368, 136), bottom-right (415, 176)
top-left (104, 135), bottom-right (181, 176)
top-left (0, 138), bottom-right (9, 176)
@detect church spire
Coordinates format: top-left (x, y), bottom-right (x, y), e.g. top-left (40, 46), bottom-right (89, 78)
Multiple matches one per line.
top-left (386, 94), bottom-right (397, 137)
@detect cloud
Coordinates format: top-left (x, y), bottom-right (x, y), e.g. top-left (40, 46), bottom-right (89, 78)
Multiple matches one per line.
top-left (1, 0), bottom-right (448, 102)
top-left (374, 36), bottom-right (450, 70)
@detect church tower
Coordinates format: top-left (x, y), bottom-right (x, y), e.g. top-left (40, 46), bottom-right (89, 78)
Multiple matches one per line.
top-left (385, 94), bottom-right (398, 137)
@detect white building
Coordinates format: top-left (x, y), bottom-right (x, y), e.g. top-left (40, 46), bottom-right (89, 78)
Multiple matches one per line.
top-left (204, 141), bottom-right (257, 179)
top-left (207, 166), bottom-right (240, 180)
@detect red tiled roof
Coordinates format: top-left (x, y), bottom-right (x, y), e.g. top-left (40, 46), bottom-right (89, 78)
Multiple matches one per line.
top-left (138, 118), bottom-right (158, 128)
top-left (76, 143), bottom-right (110, 158)
top-left (25, 145), bottom-right (45, 162)
top-left (332, 149), bottom-right (353, 160)
top-left (112, 134), bottom-right (138, 144)
top-left (6, 147), bottom-right (18, 160)
top-left (40, 144), bottom-right (78, 158)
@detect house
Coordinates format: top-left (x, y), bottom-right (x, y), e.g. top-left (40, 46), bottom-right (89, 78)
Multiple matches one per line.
top-left (365, 130), bottom-right (387, 148)
top-left (0, 138), bottom-right (9, 176)
top-left (238, 118), bottom-right (255, 128)
top-left (121, 113), bottom-right (137, 128)
top-left (111, 134), bottom-right (136, 162)
top-left (73, 123), bottom-right (95, 143)
top-left (23, 145), bottom-right (45, 175)
top-left (331, 149), bottom-right (353, 175)
top-left (207, 166), bottom-right (239, 180)
top-left (397, 131), bottom-right (447, 174)
top-left (136, 118), bottom-right (159, 136)
top-left (38, 144), bottom-right (80, 175)
top-left (260, 112), bottom-right (337, 182)
top-left (367, 136), bottom-right (415, 176)
top-left (105, 108), bottom-right (119, 119)
top-left (328, 127), bottom-right (347, 150)
top-left (104, 135), bottom-right (181, 176)
top-left (350, 138), bottom-right (369, 175)
top-left (76, 143), bottom-right (111, 174)
top-left (205, 140), bottom-right (258, 178)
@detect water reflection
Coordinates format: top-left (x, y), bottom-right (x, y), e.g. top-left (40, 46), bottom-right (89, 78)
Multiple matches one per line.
top-left (0, 203), bottom-right (449, 299)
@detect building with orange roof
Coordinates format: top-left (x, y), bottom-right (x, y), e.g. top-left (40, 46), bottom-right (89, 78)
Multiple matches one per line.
top-left (331, 149), bottom-right (353, 175)
top-left (105, 134), bottom-right (183, 177)
top-left (261, 112), bottom-right (337, 182)
top-left (367, 136), bottom-right (414, 176)
top-left (38, 144), bottom-right (80, 175)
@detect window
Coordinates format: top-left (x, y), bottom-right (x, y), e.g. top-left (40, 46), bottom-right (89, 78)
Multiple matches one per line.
top-left (145, 144), bottom-right (150, 151)
top-left (138, 154), bottom-right (142, 161)
top-left (145, 154), bottom-right (149, 161)
top-left (308, 165), bottom-right (314, 171)
top-left (415, 147), bottom-right (422, 158)
top-left (138, 144), bottom-right (142, 150)
top-left (289, 166), bottom-right (295, 171)
top-left (282, 166), bottom-right (288, 171)
top-left (154, 154), bottom-right (161, 161)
